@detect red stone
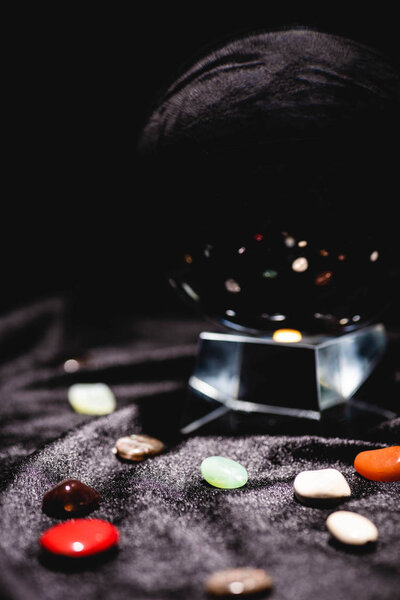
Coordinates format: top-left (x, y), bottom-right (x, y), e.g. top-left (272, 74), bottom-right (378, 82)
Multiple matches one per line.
top-left (40, 519), bottom-right (119, 557)
top-left (354, 446), bottom-right (400, 482)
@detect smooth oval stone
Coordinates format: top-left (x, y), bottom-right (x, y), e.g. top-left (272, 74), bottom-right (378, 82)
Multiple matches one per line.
top-left (294, 468), bottom-right (351, 502)
top-left (40, 519), bottom-right (119, 557)
top-left (326, 511), bottom-right (378, 546)
top-left (201, 456), bottom-right (248, 489)
top-left (42, 479), bottom-right (101, 518)
top-left (354, 446), bottom-right (400, 481)
top-left (68, 383), bottom-right (116, 415)
top-left (205, 567), bottom-right (274, 597)
top-left (112, 434), bottom-right (165, 461)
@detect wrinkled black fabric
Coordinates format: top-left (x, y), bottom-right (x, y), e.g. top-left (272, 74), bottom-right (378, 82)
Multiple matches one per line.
top-left (139, 28), bottom-right (400, 157)
top-left (0, 297), bottom-right (399, 600)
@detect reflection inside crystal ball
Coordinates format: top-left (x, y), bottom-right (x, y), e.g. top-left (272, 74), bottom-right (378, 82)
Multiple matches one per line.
top-left (154, 142), bottom-right (397, 337)
top-left (166, 220), bottom-right (391, 336)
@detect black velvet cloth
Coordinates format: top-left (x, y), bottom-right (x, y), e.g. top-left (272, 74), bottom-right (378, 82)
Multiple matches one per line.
top-left (139, 28), bottom-right (400, 152)
top-left (139, 28), bottom-right (400, 185)
top-left (0, 297), bottom-right (399, 600)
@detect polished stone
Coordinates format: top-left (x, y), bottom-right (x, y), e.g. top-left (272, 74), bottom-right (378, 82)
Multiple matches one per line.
top-left (326, 511), bottom-right (378, 546)
top-left (42, 479), bottom-right (101, 518)
top-left (200, 456), bottom-right (248, 489)
top-left (40, 519), bottom-right (119, 557)
top-left (294, 468), bottom-right (351, 502)
top-left (354, 446), bottom-right (400, 481)
top-left (112, 434), bottom-right (165, 461)
top-left (68, 383), bottom-right (116, 415)
top-left (205, 567), bottom-right (274, 596)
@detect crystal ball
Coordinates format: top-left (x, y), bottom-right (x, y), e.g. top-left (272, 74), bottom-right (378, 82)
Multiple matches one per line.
top-left (160, 186), bottom-right (396, 335)
top-left (138, 29), bottom-right (400, 335)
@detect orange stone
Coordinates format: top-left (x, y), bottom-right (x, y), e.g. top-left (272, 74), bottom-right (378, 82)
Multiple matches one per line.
top-left (354, 446), bottom-right (400, 482)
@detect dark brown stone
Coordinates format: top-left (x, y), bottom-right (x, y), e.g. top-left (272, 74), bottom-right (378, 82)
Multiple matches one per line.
top-left (112, 434), bottom-right (165, 462)
top-left (205, 567), bottom-right (274, 597)
top-left (42, 479), bottom-right (101, 518)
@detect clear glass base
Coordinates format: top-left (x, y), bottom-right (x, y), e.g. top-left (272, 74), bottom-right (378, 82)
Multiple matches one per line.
top-left (180, 323), bottom-right (392, 436)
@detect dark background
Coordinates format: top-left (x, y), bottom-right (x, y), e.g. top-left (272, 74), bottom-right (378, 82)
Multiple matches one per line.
top-left (3, 7), bottom-right (399, 325)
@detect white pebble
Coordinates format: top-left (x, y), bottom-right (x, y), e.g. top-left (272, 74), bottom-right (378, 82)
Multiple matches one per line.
top-left (326, 511), bottom-right (378, 545)
top-left (68, 383), bottom-right (116, 415)
top-left (294, 468), bottom-right (351, 501)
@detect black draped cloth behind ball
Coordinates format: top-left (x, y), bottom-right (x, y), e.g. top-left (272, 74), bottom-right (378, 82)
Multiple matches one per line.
top-left (138, 28), bottom-right (400, 335)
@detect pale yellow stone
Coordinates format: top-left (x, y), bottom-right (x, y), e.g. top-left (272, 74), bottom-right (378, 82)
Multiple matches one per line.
top-left (68, 383), bottom-right (116, 415)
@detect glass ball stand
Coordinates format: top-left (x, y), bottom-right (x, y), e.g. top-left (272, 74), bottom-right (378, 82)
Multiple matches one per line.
top-left (180, 323), bottom-right (397, 438)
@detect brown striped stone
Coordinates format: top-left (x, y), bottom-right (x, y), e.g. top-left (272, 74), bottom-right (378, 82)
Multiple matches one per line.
top-left (112, 434), bottom-right (165, 461)
top-left (205, 567), bottom-right (274, 597)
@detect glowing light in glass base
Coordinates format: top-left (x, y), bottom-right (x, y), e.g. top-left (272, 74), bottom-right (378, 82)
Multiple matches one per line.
top-left (273, 329), bottom-right (302, 343)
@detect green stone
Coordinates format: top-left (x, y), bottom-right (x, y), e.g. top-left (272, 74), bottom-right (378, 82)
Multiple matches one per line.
top-left (200, 456), bottom-right (248, 489)
top-left (68, 383), bottom-right (116, 415)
